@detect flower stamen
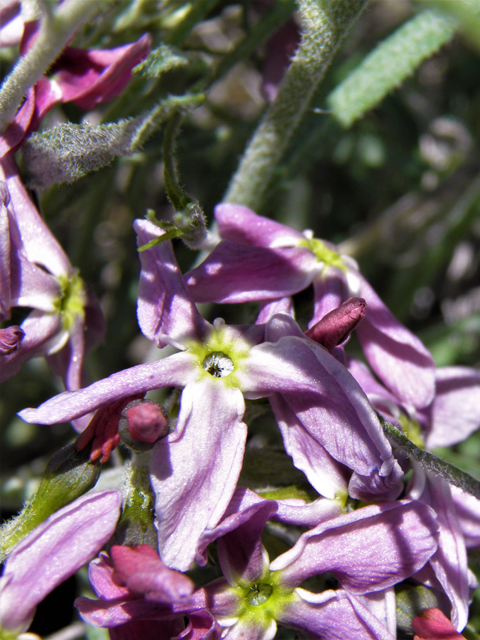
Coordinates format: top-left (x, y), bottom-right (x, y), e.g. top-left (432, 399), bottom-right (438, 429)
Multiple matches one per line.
top-left (202, 351), bottom-right (234, 378)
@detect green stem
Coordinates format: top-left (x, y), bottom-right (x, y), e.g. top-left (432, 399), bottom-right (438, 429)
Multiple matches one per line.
top-left (383, 421), bottom-right (480, 500)
top-left (114, 453), bottom-right (157, 548)
top-left (223, 0), bottom-right (371, 211)
top-left (163, 111), bottom-right (189, 211)
top-left (0, 0), bottom-right (113, 134)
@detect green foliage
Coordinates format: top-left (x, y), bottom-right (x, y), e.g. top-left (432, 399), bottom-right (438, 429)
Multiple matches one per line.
top-left (327, 9), bottom-right (457, 128)
top-left (0, 445), bottom-right (101, 562)
top-left (133, 44), bottom-right (194, 79)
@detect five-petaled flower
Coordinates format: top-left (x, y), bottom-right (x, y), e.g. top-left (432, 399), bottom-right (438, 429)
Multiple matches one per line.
top-left (19, 219), bottom-right (403, 571)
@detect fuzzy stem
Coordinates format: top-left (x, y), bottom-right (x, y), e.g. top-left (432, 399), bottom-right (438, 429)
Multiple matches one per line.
top-left (383, 421), bottom-right (480, 500)
top-left (223, 0), bottom-right (371, 211)
top-left (163, 111), bottom-right (189, 212)
top-left (0, 0), bottom-right (112, 134)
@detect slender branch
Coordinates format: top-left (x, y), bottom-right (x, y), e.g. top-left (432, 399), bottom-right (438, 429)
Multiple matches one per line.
top-left (0, 0), bottom-right (112, 134)
top-left (223, 0), bottom-right (371, 211)
top-left (383, 421), bottom-right (480, 500)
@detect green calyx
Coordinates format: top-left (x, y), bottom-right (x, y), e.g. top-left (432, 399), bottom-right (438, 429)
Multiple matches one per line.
top-left (298, 237), bottom-right (346, 272)
top-left (233, 570), bottom-right (295, 631)
top-left (0, 626), bottom-right (21, 640)
top-left (188, 323), bottom-right (251, 388)
top-left (53, 269), bottom-right (86, 331)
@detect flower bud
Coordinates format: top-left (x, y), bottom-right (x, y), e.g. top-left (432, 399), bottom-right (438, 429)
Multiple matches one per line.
top-left (118, 399), bottom-right (169, 452)
top-left (0, 326), bottom-right (25, 355)
top-left (305, 297), bottom-right (366, 352)
top-left (412, 608), bottom-right (466, 640)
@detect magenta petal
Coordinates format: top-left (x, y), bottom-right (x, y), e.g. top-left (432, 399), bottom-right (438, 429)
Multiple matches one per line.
top-left (76, 594), bottom-right (169, 628)
top-left (18, 351), bottom-right (196, 424)
top-left (0, 155), bottom-right (71, 277)
top-left (180, 611), bottom-right (223, 640)
top-left (310, 269), bottom-right (350, 327)
top-left (425, 367), bottom-right (480, 449)
top-left (135, 219), bottom-right (208, 347)
top-left (269, 392), bottom-right (349, 499)
top-left (111, 619), bottom-right (185, 640)
top-left (215, 203), bottom-right (304, 247)
top-left (216, 502), bottom-right (274, 586)
top-left (46, 315), bottom-right (86, 392)
top-left (423, 476), bottom-right (469, 631)
top-left (51, 34), bottom-right (151, 110)
top-left (271, 500), bottom-right (438, 592)
top-left (451, 486), bottom-right (480, 549)
top-left (0, 491), bottom-right (121, 634)
top-left (0, 185), bottom-right (11, 318)
top-left (89, 554), bottom-right (131, 600)
top-left (244, 333), bottom-right (400, 482)
top-left (10, 247), bottom-right (60, 311)
top-left (110, 545), bottom-right (194, 603)
top-left (412, 607), bottom-right (466, 640)
top-left (279, 590), bottom-right (395, 640)
top-left (356, 276), bottom-right (435, 409)
top-left (150, 379), bottom-right (247, 571)
top-left (186, 240), bottom-right (318, 304)
top-left (0, 87), bottom-right (35, 156)
top-left (256, 297), bottom-right (294, 324)
top-left (196, 489), bottom-right (277, 569)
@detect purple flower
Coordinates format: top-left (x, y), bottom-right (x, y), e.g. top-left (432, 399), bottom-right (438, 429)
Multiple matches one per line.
top-left (347, 357), bottom-right (480, 630)
top-left (0, 25), bottom-right (151, 156)
top-left (0, 490), bottom-right (121, 636)
top-left (204, 499), bottom-right (437, 640)
top-left (78, 491), bottom-right (439, 640)
top-left (186, 204), bottom-right (436, 410)
top-left (19, 219), bottom-right (402, 570)
top-left (76, 545), bottom-right (220, 640)
top-left (0, 154), bottom-right (104, 396)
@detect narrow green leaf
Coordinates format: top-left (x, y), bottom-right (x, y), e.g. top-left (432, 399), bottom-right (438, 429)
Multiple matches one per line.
top-left (327, 9), bottom-right (457, 128)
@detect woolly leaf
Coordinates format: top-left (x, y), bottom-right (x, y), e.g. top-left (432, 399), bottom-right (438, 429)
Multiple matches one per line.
top-left (327, 10), bottom-right (457, 128)
top-left (22, 94), bottom-right (205, 188)
top-left (133, 44), bottom-right (193, 79)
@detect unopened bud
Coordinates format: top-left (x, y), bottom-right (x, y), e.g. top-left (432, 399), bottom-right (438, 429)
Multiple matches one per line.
top-left (305, 297), bottom-right (366, 352)
top-left (118, 399), bottom-right (169, 452)
top-left (412, 608), bottom-right (466, 640)
top-left (0, 326), bottom-right (25, 355)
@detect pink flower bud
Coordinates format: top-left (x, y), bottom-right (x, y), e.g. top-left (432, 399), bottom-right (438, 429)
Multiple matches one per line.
top-left (413, 608), bottom-right (466, 640)
top-left (125, 401), bottom-right (169, 443)
top-left (305, 297), bottom-right (366, 352)
top-left (0, 325), bottom-right (25, 355)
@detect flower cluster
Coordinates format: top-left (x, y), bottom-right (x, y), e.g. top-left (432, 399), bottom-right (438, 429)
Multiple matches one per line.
top-left (5, 202), bottom-right (479, 639)
top-left (1, 3), bottom-right (480, 640)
